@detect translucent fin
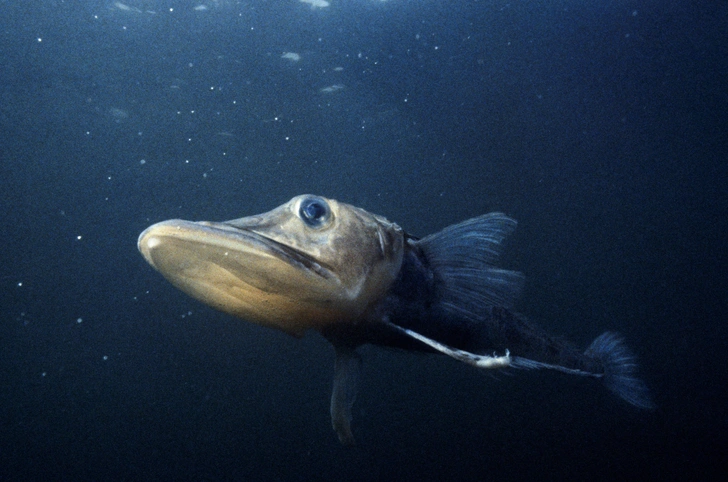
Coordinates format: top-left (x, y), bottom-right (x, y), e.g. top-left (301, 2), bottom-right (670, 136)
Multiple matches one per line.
top-left (511, 332), bottom-right (655, 409)
top-left (386, 322), bottom-right (511, 369)
top-left (585, 332), bottom-right (656, 410)
top-left (417, 213), bottom-right (525, 320)
top-left (330, 347), bottom-right (362, 446)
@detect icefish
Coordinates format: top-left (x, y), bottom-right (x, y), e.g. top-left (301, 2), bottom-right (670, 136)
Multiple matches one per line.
top-left (138, 195), bottom-right (654, 444)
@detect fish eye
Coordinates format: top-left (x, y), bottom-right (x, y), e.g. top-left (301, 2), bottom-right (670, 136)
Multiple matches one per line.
top-left (298, 197), bottom-right (331, 227)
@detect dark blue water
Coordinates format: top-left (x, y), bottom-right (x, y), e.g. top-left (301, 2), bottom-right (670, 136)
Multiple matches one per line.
top-left (1, 1), bottom-right (726, 480)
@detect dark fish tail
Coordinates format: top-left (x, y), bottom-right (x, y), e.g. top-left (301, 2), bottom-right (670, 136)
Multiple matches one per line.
top-left (583, 332), bottom-right (655, 409)
top-left (511, 330), bottom-right (655, 410)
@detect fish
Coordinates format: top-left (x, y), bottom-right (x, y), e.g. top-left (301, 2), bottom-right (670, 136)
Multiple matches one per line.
top-left (138, 194), bottom-right (654, 445)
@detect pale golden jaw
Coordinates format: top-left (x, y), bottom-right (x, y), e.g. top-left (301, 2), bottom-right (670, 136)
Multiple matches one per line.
top-left (137, 196), bottom-right (404, 336)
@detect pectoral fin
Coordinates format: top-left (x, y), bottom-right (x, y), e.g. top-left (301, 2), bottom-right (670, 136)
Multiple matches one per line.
top-left (330, 346), bottom-right (361, 446)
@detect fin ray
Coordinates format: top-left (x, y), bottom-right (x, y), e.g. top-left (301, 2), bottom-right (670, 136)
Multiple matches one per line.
top-left (585, 332), bottom-right (656, 409)
top-left (418, 213), bottom-right (524, 319)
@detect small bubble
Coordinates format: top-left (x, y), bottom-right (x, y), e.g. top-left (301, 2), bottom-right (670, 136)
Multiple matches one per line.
top-left (77, 318), bottom-right (83, 324)
top-left (103, 355), bottom-right (108, 361)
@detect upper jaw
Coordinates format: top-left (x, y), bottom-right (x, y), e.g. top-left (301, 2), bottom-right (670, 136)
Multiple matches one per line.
top-left (138, 219), bottom-right (334, 280)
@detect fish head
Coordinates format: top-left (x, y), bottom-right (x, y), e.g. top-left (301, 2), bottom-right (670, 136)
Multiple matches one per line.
top-left (138, 195), bottom-right (404, 336)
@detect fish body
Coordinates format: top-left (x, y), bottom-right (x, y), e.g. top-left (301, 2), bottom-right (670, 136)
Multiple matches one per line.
top-left (138, 195), bottom-right (654, 444)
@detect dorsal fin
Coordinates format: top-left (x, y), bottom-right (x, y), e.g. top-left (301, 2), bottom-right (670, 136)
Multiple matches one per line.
top-left (417, 213), bottom-right (525, 321)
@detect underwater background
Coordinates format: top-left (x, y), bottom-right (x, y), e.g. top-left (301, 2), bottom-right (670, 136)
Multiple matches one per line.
top-left (1, 1), bottom-right (726, 480)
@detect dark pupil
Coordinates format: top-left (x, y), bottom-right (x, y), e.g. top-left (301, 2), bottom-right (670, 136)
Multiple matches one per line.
top-left (300, 199), bottom-right (328, 225)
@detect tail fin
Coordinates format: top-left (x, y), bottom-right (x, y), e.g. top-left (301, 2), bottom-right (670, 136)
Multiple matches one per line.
top-left (585, 332), bottom-right (656, 410)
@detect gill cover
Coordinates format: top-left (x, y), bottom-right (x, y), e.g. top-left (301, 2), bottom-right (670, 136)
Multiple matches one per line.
top-left (138, 195), bottom-right (404, 336)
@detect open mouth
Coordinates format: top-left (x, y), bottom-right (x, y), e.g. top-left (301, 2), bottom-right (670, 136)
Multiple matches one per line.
top-left (138, 220), bottom-right (334, 280)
